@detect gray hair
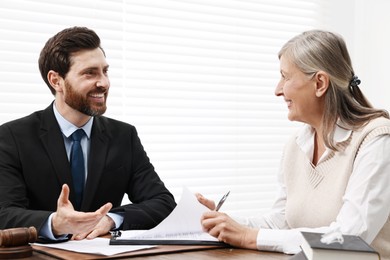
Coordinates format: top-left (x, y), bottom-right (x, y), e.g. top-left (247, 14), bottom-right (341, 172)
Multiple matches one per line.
top-left (279, 30), bottom-right (388, 150)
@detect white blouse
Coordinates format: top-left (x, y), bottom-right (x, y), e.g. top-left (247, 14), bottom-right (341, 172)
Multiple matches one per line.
top-left (234, 123), bottom-right (390, 254)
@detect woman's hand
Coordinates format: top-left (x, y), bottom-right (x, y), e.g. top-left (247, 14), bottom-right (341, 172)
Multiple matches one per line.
top-left (195, 193), bottom-right (216, 210)
top-left (201, 211), bottom-right (258, 249)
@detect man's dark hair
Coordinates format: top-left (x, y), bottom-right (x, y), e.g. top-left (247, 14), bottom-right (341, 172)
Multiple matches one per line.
top-left (38, 26), bottom-right (104, 95)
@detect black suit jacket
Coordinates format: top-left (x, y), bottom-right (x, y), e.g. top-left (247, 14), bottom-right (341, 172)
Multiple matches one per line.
top-left (0, 103), bottom-right (176, 233)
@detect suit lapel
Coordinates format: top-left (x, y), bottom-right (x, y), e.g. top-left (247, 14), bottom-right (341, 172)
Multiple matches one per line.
top-left (39, 104), bottom-right (74, 193)
top-left (82, 117), bottom-right (110, 210)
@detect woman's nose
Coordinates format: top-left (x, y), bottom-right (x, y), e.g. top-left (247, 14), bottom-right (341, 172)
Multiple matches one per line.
top-left (275, 80), bottom-right (283, 96)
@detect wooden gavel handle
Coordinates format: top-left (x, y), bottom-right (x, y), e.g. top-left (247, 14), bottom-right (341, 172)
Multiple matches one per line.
top-left (0, 227), bottom-right (37, 247)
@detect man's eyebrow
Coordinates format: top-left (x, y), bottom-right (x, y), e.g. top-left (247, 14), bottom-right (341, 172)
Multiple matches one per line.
top-left (80, 65), bottom-right (109, 72)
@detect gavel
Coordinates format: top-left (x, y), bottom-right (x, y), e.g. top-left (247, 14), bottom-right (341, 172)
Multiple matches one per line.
top-left (0, 227), bottom-right (37, 247)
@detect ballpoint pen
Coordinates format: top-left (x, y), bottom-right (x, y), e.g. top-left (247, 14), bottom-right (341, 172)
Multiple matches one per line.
top-left (215, 191), bottom-right (230, 211)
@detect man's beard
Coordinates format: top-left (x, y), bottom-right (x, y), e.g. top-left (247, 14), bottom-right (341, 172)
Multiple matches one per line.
top-left (64, 80), bottom-right (107, 116)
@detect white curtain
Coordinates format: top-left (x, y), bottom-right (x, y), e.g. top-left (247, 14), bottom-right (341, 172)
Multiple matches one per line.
top-left (0, 0), bottom-right (327, 216)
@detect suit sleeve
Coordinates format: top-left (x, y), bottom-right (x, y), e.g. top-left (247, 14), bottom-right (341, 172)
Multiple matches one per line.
top-left (0, 124), bottom-right (51, 231)
top-left (110, 126), bottom-right (176, 230)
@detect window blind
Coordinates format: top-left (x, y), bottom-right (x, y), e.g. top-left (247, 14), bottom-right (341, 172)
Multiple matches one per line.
top-left (0, 0), bottom-right (325, 216)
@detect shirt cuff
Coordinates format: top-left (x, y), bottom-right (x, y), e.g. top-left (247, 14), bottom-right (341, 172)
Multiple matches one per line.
top-left (107, 212), bottom-right (124, 230)
top-left (257, 228), bottom-right (302, 254)
top-left (39, 213), bottom-right (68, 241)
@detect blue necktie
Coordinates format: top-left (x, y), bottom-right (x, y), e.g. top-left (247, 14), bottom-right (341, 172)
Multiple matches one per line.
top-left (70, 129), bottom-right (85, 210)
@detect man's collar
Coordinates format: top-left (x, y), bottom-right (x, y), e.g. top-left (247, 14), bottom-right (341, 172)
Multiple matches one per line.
top-left (52, 102), bottom-right (93, 139)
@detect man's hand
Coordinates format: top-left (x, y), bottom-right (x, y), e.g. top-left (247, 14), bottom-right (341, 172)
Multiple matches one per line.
top-left (52, 184), bottom-right (112, 237)
top-left (73, 215), bottom-right (115, 240)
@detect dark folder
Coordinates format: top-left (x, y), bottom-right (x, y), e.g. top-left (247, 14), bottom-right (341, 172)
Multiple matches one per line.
top-left (109, 231), bottom-right (228, 246)
top-left (109, 237), bottom-right (227, 246)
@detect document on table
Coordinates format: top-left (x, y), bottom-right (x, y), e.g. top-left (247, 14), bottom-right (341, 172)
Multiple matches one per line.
top-left (34, 237), bottom-right (154, 256)
top-left (110, 187), bottom-right (223, 245)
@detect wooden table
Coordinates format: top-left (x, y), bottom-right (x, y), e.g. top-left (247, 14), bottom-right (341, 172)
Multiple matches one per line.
top-left (124, 247), bottom-right (293, 260)
top-left (26, 245), bottom-right (294, 259)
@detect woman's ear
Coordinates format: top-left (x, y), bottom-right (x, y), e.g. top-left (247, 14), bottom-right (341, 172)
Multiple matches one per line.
top-left (314, 71), bottom-right (329, 97)
top-left (47, 70), bottom-right (63, 92)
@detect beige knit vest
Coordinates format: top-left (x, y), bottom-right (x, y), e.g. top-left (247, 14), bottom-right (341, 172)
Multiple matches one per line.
top-left (281, 117), bottom-right (390, 259)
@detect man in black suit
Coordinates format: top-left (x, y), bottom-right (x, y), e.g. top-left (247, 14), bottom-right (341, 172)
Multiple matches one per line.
top-left (0, 27), bottom-right (176, 241)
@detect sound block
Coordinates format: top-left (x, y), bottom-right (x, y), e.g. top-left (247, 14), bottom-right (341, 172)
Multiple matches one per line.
top-left (0, 245), bottom-right (33, 259)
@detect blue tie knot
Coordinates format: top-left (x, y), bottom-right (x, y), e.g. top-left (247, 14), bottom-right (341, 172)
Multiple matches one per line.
top-left (71, 129), bottom-right (85, 142)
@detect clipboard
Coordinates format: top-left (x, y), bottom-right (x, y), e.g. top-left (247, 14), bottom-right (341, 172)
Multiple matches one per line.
top-left (109, 237), bottom-right (227, 246)
top-left (109, 231), bottom-right (228, 246)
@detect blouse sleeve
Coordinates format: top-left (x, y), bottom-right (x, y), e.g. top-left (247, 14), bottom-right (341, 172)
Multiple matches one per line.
top-left (335, 134), bottom-right (390, 242)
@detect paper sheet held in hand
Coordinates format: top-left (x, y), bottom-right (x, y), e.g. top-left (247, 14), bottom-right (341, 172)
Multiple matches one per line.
top-left (110, 187), bottom-right (225, 246)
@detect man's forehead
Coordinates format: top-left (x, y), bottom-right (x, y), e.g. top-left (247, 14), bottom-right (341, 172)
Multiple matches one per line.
top-left (69, 48), bottom-right (108, 69)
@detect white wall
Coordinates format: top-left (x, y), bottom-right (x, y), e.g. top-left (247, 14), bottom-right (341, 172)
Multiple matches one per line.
top-left (325, 0), bottom-right (390, 111)
top-left (355, 0), bottom-right (390, 111)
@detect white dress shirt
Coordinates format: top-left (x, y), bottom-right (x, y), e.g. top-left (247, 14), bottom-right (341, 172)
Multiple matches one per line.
top-left (234, 123), bottom-right (390, 254)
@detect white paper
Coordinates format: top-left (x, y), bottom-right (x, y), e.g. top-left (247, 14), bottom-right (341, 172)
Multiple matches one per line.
top-left (118, 187), bottom-right (218, 241)
top-left (34, 237), bottom-right (154, 256)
